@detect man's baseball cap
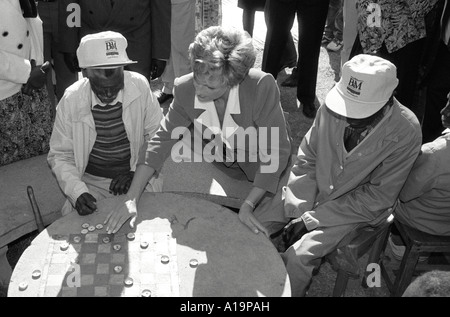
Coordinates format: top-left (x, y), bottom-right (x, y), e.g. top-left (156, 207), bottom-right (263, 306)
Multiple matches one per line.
top-left (325, 54), bottom-right (399, 119)
top-left (77, 31), bottom-right (137, 69)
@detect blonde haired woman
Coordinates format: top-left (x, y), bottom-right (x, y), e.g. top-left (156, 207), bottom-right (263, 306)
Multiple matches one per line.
top-left (106, 26), bottom-right (293, 238)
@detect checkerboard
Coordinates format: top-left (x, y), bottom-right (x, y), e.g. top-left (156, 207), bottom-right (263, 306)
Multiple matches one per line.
top-left (37, 232), bottom-right (179, 297)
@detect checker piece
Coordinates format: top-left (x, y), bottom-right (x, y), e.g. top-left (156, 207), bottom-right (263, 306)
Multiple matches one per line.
top-left (113, 244), bottom-right (122, 251)
top-left (189, 259), bottom-right (199, 268)
top-left (32, 269), bottom-right (41, 279)
top-left (18, 282), bottom-right (28, 291)
top-left (141, 289), bottom-right (152, 297)
top-left (124, 277), bottom-right (134, 287)
top-left (161, 255), bottom-right (170, 264)
top-left (60, 242), bottom-right (69, 251)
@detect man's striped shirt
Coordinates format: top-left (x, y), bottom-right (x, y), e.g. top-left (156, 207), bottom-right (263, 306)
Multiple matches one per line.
top-left (85, 102), bottom-right (131, 178)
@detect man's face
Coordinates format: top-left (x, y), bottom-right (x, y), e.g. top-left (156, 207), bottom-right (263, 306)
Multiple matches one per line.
top-left (345, 100), bottom-right (389, 128)
top-left (84, 67), bottom-right (125, 104)
top-left (440, 93), bottom-right (450, 129)
top-left (346, 116), bottom-right (372, 129)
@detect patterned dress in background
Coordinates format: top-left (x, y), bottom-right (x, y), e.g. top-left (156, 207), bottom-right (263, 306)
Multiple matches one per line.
top-left (356, 0), bottom-right (439, 54)
top-left (0, 89), bottom-right (53, 166)
top-left (195, 0), bottom-right (222, 34)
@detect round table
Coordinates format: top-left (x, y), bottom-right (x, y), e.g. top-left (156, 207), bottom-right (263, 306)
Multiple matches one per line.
top-left (8, 192), bottom-right (290, 297)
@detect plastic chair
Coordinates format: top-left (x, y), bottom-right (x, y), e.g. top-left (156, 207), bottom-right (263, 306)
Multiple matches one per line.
top-left (381, 219), bottom-right (450, 297)
top-left (326, 214), bottom-right (394, 296)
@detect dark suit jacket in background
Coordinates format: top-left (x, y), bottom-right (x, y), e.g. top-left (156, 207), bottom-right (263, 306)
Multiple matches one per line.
top-left (58, 0), bottom-right (171, 79)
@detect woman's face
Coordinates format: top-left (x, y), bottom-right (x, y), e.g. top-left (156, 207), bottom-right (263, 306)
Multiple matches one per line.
top-left (84, 67), bottom-right (124, 105)
top-left (193, 72), bottom-right (229, 102)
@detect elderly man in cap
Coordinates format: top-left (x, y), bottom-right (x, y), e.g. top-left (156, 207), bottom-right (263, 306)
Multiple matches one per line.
top-left (387, 92), bottom-right (450, 260)
top-left (273, 54), bottom-right (422, 296)
top-left (48, 31), bottom-right (164, 216)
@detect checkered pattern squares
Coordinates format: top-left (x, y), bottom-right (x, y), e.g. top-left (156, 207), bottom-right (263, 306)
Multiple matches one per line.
top-left (97, 244), bottom-right (111, 253)
top-left (94, 286), bottom-right (108, 297)
top-left (97, 263), bottom-right (109, 275)
top-left (39, 233), bottom-right (179, 297)
top-left (81, 253), bottom-right (96, 265)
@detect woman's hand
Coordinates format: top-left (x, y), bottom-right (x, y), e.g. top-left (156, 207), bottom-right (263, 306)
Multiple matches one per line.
top-left (104, 196), bottom-right (137, 234)
top-left (238, 202), bottom-right (269, 237)
top-left (103, 165), bottom-right (155, 234)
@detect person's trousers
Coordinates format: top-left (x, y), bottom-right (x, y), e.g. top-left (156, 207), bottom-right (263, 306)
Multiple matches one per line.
top-left (262, 0), bottom-right (330, 105)
top-left (421, 42), bottom-right (450, 143)
top-left (282, 222), bottom-right (359, 296)
top-left (341, 0), bottom-right (357, 67)
top-left (38, 2), bottom-right (78, 102)
top-left (161, 0), bottom-right (196, 95)
top-left (323, 0), bottom-right (343, 42)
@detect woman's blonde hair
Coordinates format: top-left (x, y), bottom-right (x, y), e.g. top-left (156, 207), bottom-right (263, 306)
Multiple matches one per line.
top-left (189, 26), bottom-right (256, 87)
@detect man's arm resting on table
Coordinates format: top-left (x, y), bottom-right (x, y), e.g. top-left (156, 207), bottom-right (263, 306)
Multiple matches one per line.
top-left (104, 164), bottom-right (156, 234)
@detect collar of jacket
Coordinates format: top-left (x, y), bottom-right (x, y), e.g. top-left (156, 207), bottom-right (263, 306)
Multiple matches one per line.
top-left (194, 85), bottom-right (241, 143)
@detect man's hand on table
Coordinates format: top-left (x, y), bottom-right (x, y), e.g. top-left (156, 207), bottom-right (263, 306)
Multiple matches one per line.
top-left (75, 192), bottom-right (97, 215)
top-left (109, 171), bottom-right (134, 195)
top-left (238, 202), bottom-right (269, 237)
top-left (104, 196), bottom-right (137, 234)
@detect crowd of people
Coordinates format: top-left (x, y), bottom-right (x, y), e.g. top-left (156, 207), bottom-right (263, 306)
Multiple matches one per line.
top-left (1, 0), bottom-right (450, 297)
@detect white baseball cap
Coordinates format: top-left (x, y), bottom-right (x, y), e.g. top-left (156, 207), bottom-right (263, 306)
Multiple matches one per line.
top-left (77, 31), bottom-right (137, 69)
top-left (325, 54), bottom-right (399, 119)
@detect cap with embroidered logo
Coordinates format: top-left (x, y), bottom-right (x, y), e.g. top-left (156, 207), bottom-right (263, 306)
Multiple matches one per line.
top-left (325, 54), bottom-right (399, 119)
top-left (76, 31), bottom-right (137, 69)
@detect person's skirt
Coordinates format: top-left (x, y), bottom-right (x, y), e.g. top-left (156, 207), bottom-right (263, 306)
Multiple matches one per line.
top-left (237, 0), bottom-right (266, 11)
top-left (0, 89), bottom-right (53, 166)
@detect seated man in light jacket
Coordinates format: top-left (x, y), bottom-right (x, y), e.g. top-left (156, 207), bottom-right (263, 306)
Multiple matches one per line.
top-left (277, 54), bottom-right (422, 296)
top-left (388, 92), bottom-right (450, 259)
top-left (48, 31), bottom-right (163, 216)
